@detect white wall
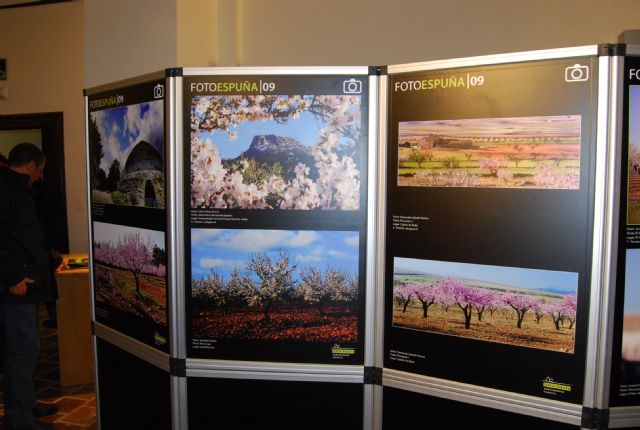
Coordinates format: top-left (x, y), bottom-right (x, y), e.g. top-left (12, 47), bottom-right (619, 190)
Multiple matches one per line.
top-left (237, 0), bottom-right (640, 66)
top-left (84, 0), bottom-right (178, 87)
top-left (2, 0), bottom-right (632, 253)
top-left (0, 1), bottom-right (86, 252)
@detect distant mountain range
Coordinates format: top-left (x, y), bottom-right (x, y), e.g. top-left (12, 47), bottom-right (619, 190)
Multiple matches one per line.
top-left (228, 134), bottom-right (317, 180)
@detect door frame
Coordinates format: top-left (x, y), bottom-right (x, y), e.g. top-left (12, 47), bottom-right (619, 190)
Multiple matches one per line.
top-left (0, 112), bottom-right (69, 253)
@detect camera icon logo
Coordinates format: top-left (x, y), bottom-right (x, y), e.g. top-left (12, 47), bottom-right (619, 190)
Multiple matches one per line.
top-left (565, 64), bottom-right (589, 82)
top-left (343, 79), bottom-right (362, 94)
top-left (154, 83), bottom-right (165, 99)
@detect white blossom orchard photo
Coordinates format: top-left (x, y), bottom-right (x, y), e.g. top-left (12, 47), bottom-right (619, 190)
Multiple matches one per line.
top-left (392, 257), bottom-right (579, 353)
top-left (397, 115), bottom-right (581, 189)
top-left (92, 221), bottom-right (167, 325)
top-left (190, 229), bottom-right (360, 343)
top-left (190, 94), bottom-right (363, 210)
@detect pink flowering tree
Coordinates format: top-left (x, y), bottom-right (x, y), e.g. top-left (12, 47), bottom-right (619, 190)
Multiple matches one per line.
top-left (393, 284), bottom-right (414, 313)
top-left (441, 278), bottom-right (479, 329)
top-left (502, 293), bottom-right (538, 329)
top-left (117, 232), bottom-right (155, 299)
top-left (408, 283), bottom-right (438, 318)
top-left (562, 294), bottom-right (578, 329)
top-left (548, 294), bottom-right (577, 330)
top-left (479, 157), bottom-right (507, 177)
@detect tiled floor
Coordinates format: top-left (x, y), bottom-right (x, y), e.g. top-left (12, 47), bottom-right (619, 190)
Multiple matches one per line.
top-left (0, 313), bottom-right (97, 430)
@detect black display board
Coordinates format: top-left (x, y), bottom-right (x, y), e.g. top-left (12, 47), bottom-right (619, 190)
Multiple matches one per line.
top-left (383, 386), bottom-right (580, 429)
top-left (96, 338), bottom-right (171, 430)
top-left (384, 57), bottom-right (598, 402)
top-left (610, 55), bottom-right (640, 406)
top-left (188, 377), bottom-right (364, 429)
top-left (87, 79), bottom-right (169, 351)
top-left (184, 73), bottom-right (370, 364)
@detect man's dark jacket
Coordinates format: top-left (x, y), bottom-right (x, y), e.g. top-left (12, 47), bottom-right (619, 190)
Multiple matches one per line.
top-left (0, 166), bottom-right (52, 303)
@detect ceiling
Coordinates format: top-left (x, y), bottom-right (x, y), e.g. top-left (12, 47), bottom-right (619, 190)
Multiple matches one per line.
top-left (0, 0), bottom-right (71, 9)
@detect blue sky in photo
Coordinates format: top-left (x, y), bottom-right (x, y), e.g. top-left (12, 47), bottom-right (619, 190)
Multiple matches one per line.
top-left (201, 107), bottom-right (321, 160)
top-left (631, 86), bottom-right (640, 147)
top-left (91, 100), bottom-right (164, 172)
top-left (93, 221), bottom-right (165, 249)
top-left (394, 257), bottom-right (578, 293)
top-left (191, 229), bottom-right (359, 280)
top-left (624, 249), bottom-right (640, 313)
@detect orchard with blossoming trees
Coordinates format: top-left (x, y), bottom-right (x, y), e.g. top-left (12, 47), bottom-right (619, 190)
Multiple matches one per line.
top-left (93, 231), bottom-right (167, 325)
top-left (628, 143), bottom-right (640, 223)
top-left (392, 277), bottom-right (578, 353)
top-left (397, 116), bottom-right (582, 189)
top-left (191, 252), bottom-right (359, 343)
top-left (190, 94), bottom-right (363, 210)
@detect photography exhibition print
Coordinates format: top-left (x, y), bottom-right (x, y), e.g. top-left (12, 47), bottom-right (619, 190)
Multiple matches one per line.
top-left (611, 57), bottom-right (640, 405)
top-left (87, 79), bottom-right (169, 351)
top-left (628, 85), bottom-right (640, 227)
top-left (185, 73), bottom-right (369, 363)
top-left (384, 57), bottom-right (598, 402)
top-left (92, 221), bottom-right (168, 349)
top-left (393, 257), bottom-right (578, 353)
top-left (397, 115), bottom-right (581, 189)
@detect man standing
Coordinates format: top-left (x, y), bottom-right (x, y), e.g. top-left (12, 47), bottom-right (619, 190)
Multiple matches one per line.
top-left (0, 143), bottom-right (59, 430)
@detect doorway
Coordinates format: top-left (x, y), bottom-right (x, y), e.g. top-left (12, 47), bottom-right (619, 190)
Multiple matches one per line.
top-left (0, 112), bottom-right (69, 253)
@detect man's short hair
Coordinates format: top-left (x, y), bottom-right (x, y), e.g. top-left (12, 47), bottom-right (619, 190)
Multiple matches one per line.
top-left (0, 152), bottom-right (8, 166)
top-left (8, 143), bottom-right (45, 167)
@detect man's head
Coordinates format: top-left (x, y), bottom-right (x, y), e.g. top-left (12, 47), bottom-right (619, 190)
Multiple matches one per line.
top-left (8, 143), bottom-right (46, 185)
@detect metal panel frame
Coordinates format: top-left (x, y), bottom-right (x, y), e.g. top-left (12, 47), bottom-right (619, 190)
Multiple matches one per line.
top-left (387, 45), bottom-right (599, 75)
top-left (374, 73), bottom-right (389, 372)
top-left (166, 72), bottom-right (188, 430)
top-left (94, 324), bottom-right (170, 372)
top-left (582, 52), bottom-right (624, 412)
top-left (384, 369), bottom-right (583, 426)
top-left (167, 73), bottom-right (186, 361)
top-left (186, 359), bottom-right (364, 383)
top-left (609, 407), bottom-right (640, 428)
top-left (365, 74), bottom-right (380, 369)
top-left (182, 66), bottom-right (369, 76)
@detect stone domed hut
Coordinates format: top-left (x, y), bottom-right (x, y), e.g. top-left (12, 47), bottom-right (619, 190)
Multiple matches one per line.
top-left (118, 140), bottom-right (164, 208)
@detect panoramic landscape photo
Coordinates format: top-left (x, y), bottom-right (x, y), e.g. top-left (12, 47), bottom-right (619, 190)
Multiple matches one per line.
top-left (392, 257), bottom-right (579, 353)
top-left (190, 228), bottom-right (360, 343)
top-left (628, 86), bottom-right (640, 225)
top-left (397, 115), bottom-right (581, 189)
top-left (89, 101), bottom-right (165, 208)
top-left (190, 94), bottom-right (363, 210)
top-left (92, 222), bottom-right (167, 326)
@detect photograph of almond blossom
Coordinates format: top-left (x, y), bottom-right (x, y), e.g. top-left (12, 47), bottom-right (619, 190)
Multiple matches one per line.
top-left (190, 95), bottom-right (363, 210)
top-left (628, 86), bottom-right (640, 225)
top-left (397, 115), bottom-right (581, 189)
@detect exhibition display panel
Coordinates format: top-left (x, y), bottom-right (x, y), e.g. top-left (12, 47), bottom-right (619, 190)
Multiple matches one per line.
top-left (182, 69), bottom-right (375, 366)
top-left (609, 47), bottom-right (640, 428)
top-left (83, 46), bottom-right (640, 430)
top-left (380, 46), bottom-right (613, 426)
top-left (85, 74), bottom-right (170, 352)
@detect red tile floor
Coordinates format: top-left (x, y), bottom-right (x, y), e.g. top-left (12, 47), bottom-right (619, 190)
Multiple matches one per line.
top-left (0, 311), bottom-right (97, 429)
